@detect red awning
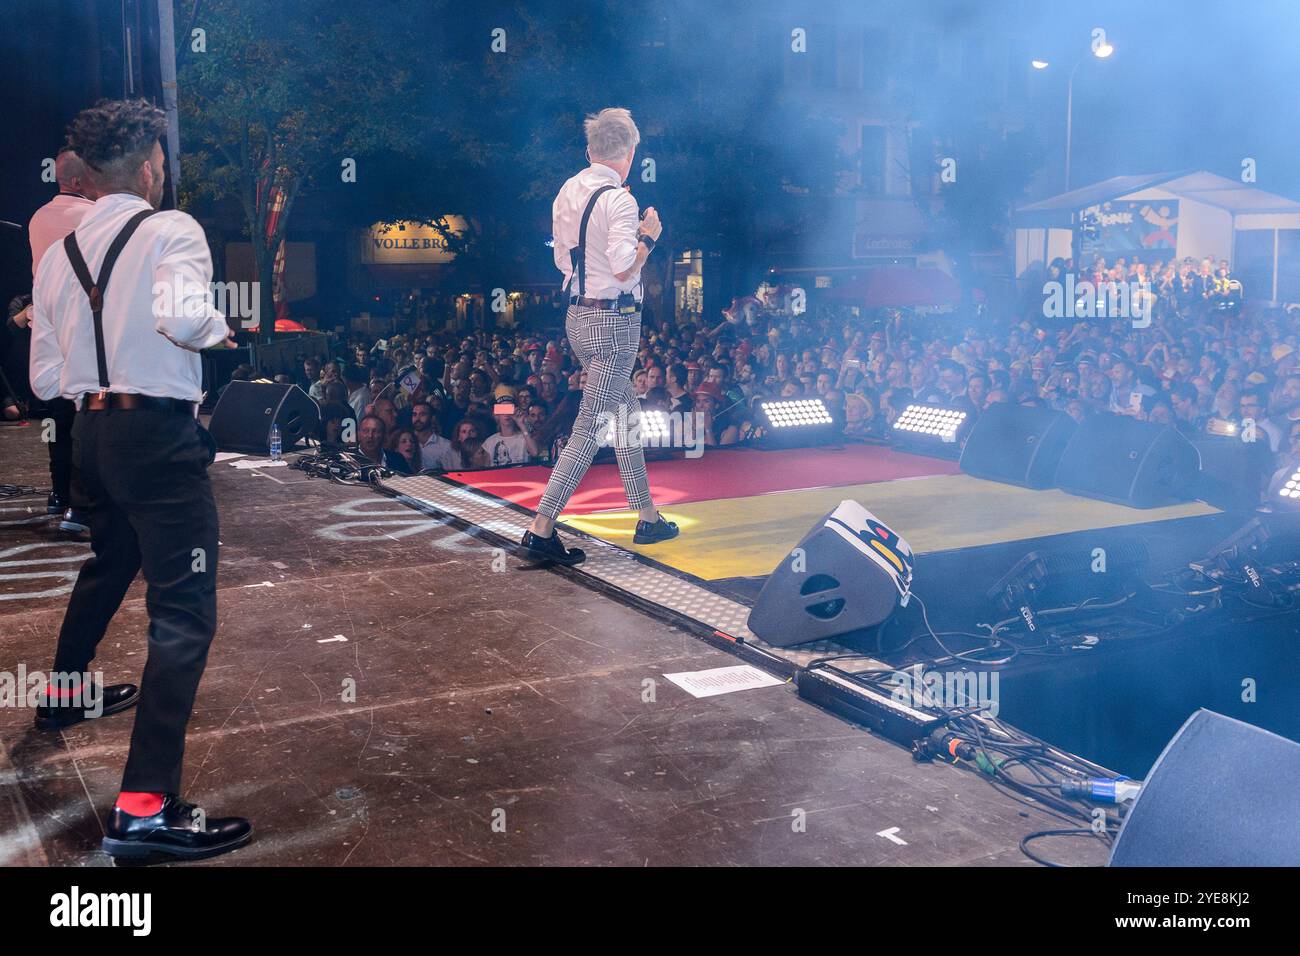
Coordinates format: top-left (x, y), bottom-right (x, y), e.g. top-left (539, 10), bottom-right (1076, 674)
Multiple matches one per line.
top-left (823, 267), bottom-right (962, 309)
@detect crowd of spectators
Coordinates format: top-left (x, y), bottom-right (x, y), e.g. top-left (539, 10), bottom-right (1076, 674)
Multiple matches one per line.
top-left (286, 257), bottom-right (1298, 503)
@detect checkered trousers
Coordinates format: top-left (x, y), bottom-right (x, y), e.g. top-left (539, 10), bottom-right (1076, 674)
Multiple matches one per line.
top-left (536, 304), bottom-right (653, 519)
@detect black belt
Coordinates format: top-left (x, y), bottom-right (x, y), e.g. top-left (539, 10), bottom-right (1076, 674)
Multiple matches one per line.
top-left (570, 296), bottom-right (640, 310)
top-left (79, 392), bottom-right (197, 415)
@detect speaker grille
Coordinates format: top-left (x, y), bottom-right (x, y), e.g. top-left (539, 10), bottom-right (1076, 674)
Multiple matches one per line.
top-left (1056, 415), bottom-right (1199, 508)
top-left (959, 404), bottom-right (1077, 489)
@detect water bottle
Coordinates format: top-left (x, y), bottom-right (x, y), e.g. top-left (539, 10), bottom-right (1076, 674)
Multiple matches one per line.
top-left (269, 423), bottom-right (282, 461)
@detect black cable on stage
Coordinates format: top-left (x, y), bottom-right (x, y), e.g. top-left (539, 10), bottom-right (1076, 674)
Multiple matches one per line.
top-left (800, 536), bottom-right (1300, 864)
top-left (1020, 828), bottom-right (1106, 868)
top-left (0, 483), bottom-right (47, 498)
top-left (291, 450), bottom-right (392, 486)
top-left (938, 711), bottom-right (1123, 844)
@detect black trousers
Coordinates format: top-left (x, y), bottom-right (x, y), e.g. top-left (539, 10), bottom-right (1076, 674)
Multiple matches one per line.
top-left (52, 407), bottom-right (219, 794)
top-left (46, 397), bottom-right (76, 505)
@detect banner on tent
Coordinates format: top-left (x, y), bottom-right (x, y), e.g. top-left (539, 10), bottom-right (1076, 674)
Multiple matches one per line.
top-left (1078, 200), bottom-right (1179, 259)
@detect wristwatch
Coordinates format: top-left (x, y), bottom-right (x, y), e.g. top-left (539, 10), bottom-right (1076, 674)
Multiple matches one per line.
top-left (637, 232), bottom-right (656, 252)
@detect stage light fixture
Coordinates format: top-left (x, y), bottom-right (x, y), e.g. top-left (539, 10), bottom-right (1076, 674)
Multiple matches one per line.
top-left (1270, 466), bottom-right (1300, 510)
top-left (754, 398), bottom-right (839, 449)
top-left (601, 408), bottom-right (672, 446)
top-left (891, 404), bottom-right (971, 458)
top-left (761, 399), bottom-right (834, 428)
top-left (640, 409), bottom-right (671, 441)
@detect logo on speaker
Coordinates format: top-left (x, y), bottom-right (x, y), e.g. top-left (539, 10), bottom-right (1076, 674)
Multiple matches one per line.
top-left (857, 518), bottom-right (914, 580)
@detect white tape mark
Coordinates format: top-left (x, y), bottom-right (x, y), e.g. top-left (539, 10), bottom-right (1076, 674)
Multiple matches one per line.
top-left (0, 571), bottom-right (81, 601)
top-left (0, 542), bottom-right (91, 601)
top-left (0, 541), bottom-right (92, 565)
top-left (317, 635), bottom-right (348, 644)
top-left (876, 827), bottom-right (908, 846)
top-left (311, 497), bottom-right (480, 555)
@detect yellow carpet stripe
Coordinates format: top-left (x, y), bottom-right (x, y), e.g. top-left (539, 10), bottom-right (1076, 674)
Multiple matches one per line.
top-left (561, 474), bottom-right (1218, 581)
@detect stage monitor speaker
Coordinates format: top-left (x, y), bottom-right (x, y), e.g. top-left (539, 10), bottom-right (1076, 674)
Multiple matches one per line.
top-left (1055, 414), bottom-right (1199, 508)
top-left (747, 500), bottom-right (913, 647)
top-left (1110, 710), bottom-right (1300, 866)
top-left (959, 404), bottom-right (1078, 489)
top-left (1192, 436), bottom-right (1273, 511)
top-left (200, 344), bottom-right (252, 409)
top-left (208, 381), bottom-right (320, 454)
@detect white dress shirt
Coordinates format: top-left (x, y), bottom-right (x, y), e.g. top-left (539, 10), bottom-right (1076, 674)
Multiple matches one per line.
top-left (419, 432), bottom-right (451, 467)
top-left (30, 192), bottom-right (230, 403)
top-left (552, 163), bottom-right (642, 300)
top-left (28, 193), bottom-right (95, 277)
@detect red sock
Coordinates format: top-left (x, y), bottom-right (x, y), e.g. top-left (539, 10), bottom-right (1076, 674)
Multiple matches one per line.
top-left (116, 792), bottom-right (164, 816)
top-left (44, 684), bottom-right (82, 700)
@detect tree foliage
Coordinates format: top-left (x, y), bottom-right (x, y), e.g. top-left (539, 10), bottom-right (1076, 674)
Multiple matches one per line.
top-left (176, 0), bottom-right (417, 330)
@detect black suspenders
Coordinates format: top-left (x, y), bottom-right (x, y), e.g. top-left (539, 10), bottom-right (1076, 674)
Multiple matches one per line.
top-left (568, 184), bottom-right (618, 298)
top-left (62, 208), bottom-right (160, 394)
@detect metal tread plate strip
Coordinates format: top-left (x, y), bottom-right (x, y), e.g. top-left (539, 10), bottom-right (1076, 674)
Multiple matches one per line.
top-left (378, 474), bottom-right (885, 675)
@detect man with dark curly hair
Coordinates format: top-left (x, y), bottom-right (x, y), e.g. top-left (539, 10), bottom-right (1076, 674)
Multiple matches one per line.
top-left (29, 99), bottom-right (250, 862)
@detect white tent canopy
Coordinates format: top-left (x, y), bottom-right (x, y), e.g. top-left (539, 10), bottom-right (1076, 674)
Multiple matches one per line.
top-left (1013, 171), bottom-right (1300, 303)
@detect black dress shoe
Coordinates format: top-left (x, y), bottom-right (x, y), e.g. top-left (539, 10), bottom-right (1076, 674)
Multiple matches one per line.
top-left (102, 794), bottom-right (253, 862)
top-left (46, 492), bottom-right (65, 515)
top-left (519, 529), bottom-right (585, 566)
top-left (633, 515), bottom-right (679, 544)
top-left (59, 507), bottom-right (89, 534)
top-left (35, 683), bottom-right (139, 731)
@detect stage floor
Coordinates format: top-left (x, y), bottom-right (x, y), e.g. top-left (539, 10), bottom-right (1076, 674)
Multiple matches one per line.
top-left (0, 422), bottom-right (1103, 866)
top-left (450, 445), bottom-right (1220, 582)
top-left (399, 444), bottom-right (1298, 780)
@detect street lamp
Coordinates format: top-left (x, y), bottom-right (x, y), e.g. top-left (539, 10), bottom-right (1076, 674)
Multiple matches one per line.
top-left (1032, 37), bottom-right (1115, 190)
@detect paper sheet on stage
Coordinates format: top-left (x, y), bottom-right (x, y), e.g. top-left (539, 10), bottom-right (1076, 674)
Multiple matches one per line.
top-left (664, 664), bottom-right (784, 698)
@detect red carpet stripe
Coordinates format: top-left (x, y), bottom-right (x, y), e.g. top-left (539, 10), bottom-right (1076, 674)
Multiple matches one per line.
top-left (446, 445), bottom-right (959, 515)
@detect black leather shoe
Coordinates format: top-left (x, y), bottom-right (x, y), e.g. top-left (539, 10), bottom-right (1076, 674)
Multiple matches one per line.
top-left (35, 683), bottom-right (139, 731)
top-left (519, 529), bottom-right (585, 566)
top-left (102, 794), bottom-right (253, 862)
top-left (59, 507), bottom-right (89, 534)
top-left (633, 515), bottom-right (679, 544)
top-left (46, 492), bottom-right (65, 515)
